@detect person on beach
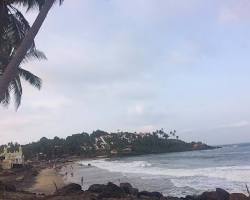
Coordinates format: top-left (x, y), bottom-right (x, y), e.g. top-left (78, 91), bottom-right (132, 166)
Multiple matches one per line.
top-left (81, 176), bottom-right (83, 186)
top-left (71, 172), bottom-right (74, 177)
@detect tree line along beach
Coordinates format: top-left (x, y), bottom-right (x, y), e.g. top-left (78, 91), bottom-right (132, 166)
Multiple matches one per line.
top-left (1, 0), bottom-right (250, 200)
top-left (0, 130), bottom-right (250, 199)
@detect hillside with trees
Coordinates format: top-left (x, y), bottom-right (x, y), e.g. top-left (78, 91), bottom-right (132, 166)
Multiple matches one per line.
top-left (9, 129), bottom-right (215, 160)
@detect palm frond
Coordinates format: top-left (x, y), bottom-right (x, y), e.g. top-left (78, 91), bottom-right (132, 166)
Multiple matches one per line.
top-left (0, 87), bottom-right (11, 107)
top-left (9, 77), bottom-right (23, 109)
top-left (19, 68), bottom-right (42, 90)
top-left (22, 49), bottom-right (47, 63)
top-left (13, 0), bottom-right (64, 11)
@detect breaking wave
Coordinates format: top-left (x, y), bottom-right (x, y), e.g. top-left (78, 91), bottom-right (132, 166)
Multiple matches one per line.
top-left (80, 159), bottom-right (250, 183)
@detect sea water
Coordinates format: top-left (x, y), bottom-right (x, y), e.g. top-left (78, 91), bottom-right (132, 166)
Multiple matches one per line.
top-left (62, 143), bottom-right (250, 197)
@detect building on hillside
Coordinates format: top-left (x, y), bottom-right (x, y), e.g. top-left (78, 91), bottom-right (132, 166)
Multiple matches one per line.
top-left (110, 149), bottom-right (118, 155)
top-left (122, 147), bottom-right (132, 154)
top-left (0, 146), bottom-right (24, 170)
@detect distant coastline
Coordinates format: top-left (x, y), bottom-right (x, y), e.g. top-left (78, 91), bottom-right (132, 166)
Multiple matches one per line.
top-left (0, 129), bottom-right (218, 161)
top-left (1, 144), bottom-right (249, 200)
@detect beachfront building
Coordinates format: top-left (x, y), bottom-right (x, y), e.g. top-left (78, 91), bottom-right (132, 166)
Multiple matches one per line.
top-left (0, 146), bottom-right (24, 170)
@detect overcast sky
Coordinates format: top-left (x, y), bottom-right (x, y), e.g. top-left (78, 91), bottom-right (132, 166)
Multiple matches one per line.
top-left (1, 0), bottom-right (250, 145)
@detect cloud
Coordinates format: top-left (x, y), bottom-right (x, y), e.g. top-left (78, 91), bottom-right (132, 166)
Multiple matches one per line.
top-left (128, 103), bottom-right (145, 115)
top-left (2, 0), bottom-right (250, 146)
top-left (166, 41), bottom-right (203, 66)
top-left (137, 125), bottom-right (155, 133)
top-left (218, 0), bottom-right (250, 24)
top-left (218, 120), bottom-right (250, 129)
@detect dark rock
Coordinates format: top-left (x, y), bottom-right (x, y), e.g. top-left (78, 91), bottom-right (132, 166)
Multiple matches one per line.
top-left (55, 183), bottom-right (82, 195)
top-left (182, 195), bottom-right (199, 200)
top-left (229, 193), bottom-right (249, 200)
top-left (200, 191), bottom-right (219, 200)
top-left (88, 184), bottom-right (107, 193)
top-left (120, 182), bottom-right (138, 195)
top-left (107, 182), bottom-right (124, 193)
top-left (151, 191), bottom-right (164, 198)
top-left (199, 188), bottom-right (229, 200)
top-left (167, 197), bottom-right (181, 200)
top-left (88, 182), bottom-right (126, 198)
top-left (216, 188), bottom-right (230, 200)
top-left (120, 182), bottom-right (133, 193)
top-left (99, 182), bottom-right (125, 198)
top-left (31, 169), bottom-right (39, 176)
top-left (0, 181), bottom-right (16, 192)
top-left (138, 191), bottom-right (164, 199)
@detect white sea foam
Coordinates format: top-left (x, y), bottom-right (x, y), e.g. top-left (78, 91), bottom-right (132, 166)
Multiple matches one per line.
top-left (80, 159), bottom-right (250, 183)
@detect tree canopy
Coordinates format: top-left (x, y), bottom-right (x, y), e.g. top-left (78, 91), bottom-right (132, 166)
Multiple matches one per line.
top-left (1, 129), bottom-right (213, 160)
top-left (0, 0), bottom-right (46, 108)
top-left (0, 0), bottom-right (64, 108)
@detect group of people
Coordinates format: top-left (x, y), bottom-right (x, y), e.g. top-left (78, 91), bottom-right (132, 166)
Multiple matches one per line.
top-left (64, 165), bottom-right (84, 186)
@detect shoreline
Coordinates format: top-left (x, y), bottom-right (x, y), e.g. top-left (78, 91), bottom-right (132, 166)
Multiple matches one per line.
top-left (28, 168), bottom-right (65, 195)
top-left (0, 159), bottom-right (250, 200)
top-left (1, 146), bottom-right (250, 199)
top-left (27, 161), bottom-right (250, 200)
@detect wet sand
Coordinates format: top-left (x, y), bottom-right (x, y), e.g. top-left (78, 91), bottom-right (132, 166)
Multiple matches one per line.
top-left (28, 168), bottom-right (65, 195)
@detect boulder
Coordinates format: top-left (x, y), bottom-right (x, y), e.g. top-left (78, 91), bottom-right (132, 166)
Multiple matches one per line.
top-left (151, 191), bottom-right (164, 198)
top-left (0, 181), bottom-right (16, 192)
top-left (199, 188), bottom-right (229, 200)
top-left (88, 182), bottom-right (126, 198)
top-left (182, 195), bottom-right (199, 200)
top-left (138, 191), bottom-right (164, 199)
top-left (88, 184), bottom-right (107, 193)
top-left (99, 182), bottom-right (125, 198)
top-left (55, 183), bottom-right (82, 195)
top-left (216, 188), bottom-right (230, 200)
top-left (229, 193), bottom-right (249, 200)
top-left (120, 182), bottom-right (133, 193)
top-left (167, 197), bottom-right (182, 200)
top-left (120, 182), bottom-right (138, 195)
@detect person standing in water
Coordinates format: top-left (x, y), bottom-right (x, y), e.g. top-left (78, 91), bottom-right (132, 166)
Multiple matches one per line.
top-left (81, 176), bottom-right (83, 186)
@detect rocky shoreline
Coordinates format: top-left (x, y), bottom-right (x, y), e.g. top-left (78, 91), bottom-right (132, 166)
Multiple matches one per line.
top-left (0, 158), bottom-right (248, 200)
top-left (0, 180), bottom-right (249, 200)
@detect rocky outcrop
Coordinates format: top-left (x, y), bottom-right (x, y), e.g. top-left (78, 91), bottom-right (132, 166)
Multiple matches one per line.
top-left (88, 182), bottom-right (126, 198)
top-left (1, 181), bottom-right (249, 200)
top-left (138, 191), bottom-right (164, 199)
top-left (54, 183), bottom-right (83, 195)
top-left (229, 193), bottom-right (249, 200)
top-left (120, 182), bottom-right (138, 196)
top-left (197, 188), bottom-right (230, 200)
top-left (0, 181), bottom-right (16, 192)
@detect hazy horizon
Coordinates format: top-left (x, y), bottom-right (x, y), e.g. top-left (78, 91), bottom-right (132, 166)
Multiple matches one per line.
top-left (1, 0), bottom-right (250, 146)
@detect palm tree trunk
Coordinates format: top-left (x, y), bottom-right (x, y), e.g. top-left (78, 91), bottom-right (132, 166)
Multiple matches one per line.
top-left (0, 0), bottom-right (54, 101)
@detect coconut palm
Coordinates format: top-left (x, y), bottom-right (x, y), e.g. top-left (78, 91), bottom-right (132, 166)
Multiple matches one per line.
top-left (0, 0), bottom-right (47, 108)
top-left (0, 49), bottom-right (45, 108)
top-left (0, 0), bottom-right (64, 108)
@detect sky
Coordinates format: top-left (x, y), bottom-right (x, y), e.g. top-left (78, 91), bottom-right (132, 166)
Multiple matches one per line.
top-left (1, 0), bottom-right (250, 145)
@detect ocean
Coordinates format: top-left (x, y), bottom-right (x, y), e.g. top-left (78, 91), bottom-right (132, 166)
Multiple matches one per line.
top-left (61, 143), bottom-right (250, 197)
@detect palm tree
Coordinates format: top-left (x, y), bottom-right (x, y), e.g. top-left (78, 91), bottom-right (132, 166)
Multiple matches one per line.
top-left (0, 50), bottom-right (45, 108)
top-left (0, 0), bottom-right (47, 108)
top-left (169, 131), bottom-right (173, 137)
top-left (0, 0), bottom-right (64, 108)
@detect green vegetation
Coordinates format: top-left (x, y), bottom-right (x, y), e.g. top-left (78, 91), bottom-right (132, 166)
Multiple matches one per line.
top-left (0, 0), bottom-right (46, 108)
top-left (0, 129), bottom-right (214, 160)
top-left (0, 0), bottom-right (63, 108)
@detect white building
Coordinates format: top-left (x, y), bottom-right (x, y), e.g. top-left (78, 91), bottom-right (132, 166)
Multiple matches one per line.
top-left (0, 146), bottom-right (24, 169)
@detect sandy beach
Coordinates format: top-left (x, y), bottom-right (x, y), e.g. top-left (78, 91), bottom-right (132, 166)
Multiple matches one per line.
top-left (28, 168), bottom-right (65, 195)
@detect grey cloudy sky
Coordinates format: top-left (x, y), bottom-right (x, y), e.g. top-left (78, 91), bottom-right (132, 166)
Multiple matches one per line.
top-left (1, 0), bottom-right (250, 145)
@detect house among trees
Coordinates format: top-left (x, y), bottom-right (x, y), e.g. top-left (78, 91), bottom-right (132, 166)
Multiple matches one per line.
top-left (0, 146), bottom-right (24, 169)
